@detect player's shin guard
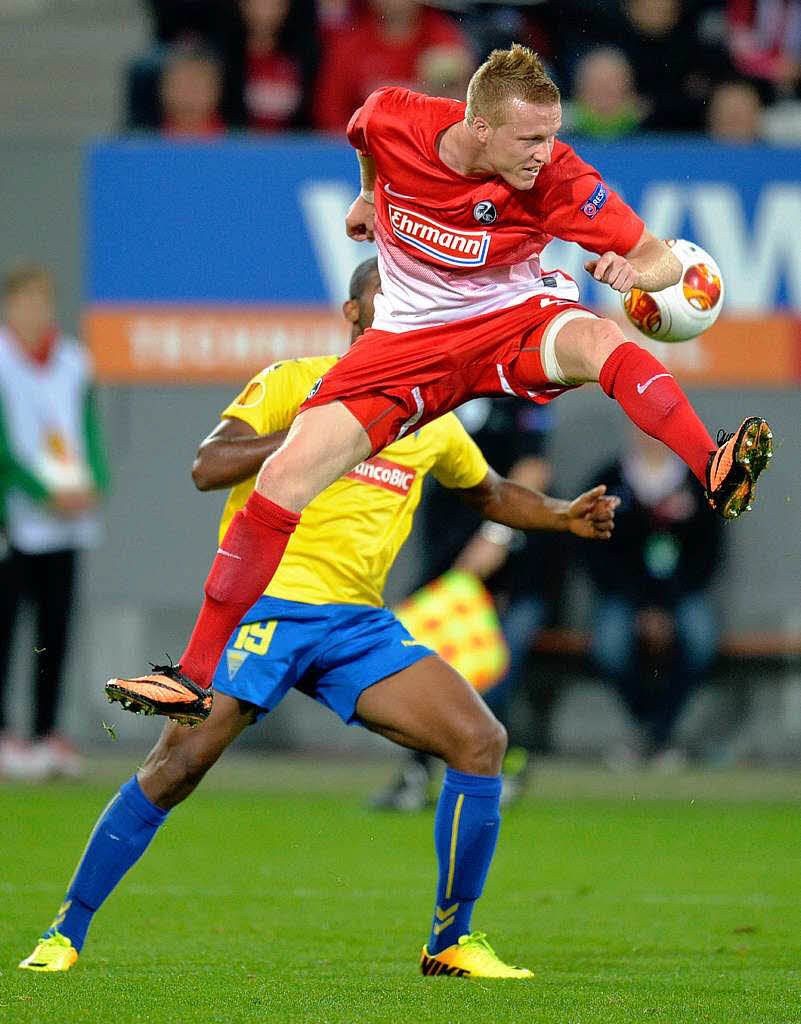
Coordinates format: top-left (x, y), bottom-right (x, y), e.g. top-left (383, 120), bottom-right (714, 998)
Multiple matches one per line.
top-left (599, 342), bottom-right (714, 485)
top-left (428, 768), bottom-right (502, 955)
top-left (180, 492), bottom-right (300, 688)
top-left (44, 776), bottom-right (168, 952)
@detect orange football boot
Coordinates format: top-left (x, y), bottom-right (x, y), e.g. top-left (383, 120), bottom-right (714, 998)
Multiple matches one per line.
top-left (105, 664), bottom-right (212, 726)
top-left (705, 416), bottom-right (773, 520)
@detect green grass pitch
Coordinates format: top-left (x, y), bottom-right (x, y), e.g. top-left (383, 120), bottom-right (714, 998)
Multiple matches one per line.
top-left (2, 756), bottom-right (800, 1024)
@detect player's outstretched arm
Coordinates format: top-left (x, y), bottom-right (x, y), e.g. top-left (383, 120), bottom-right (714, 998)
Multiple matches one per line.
top-left (562, 485), bottom-right (621, 539)
top-left (456, 469), bottom-right (620, 539)
top-left (584, 228), bottom-right (681, 293)
top-left (191, 417), bottom-right (288, 491)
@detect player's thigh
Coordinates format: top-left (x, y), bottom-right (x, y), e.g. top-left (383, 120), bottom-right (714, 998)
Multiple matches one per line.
top-left (255, 401), bottom-right (371, 512)
top-left (355, 654), bottom-right (506, 770)
top-left (552, 313), bottom-right (628, 383)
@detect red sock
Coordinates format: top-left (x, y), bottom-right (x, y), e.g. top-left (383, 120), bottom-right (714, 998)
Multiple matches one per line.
top-left (180, 492), bottom-right (300, 688)
top-left (599, 342), bottom-right (714, 485)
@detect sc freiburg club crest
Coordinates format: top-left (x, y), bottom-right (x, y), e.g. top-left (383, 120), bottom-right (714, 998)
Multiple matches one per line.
top-left (473, 200), bottom-right (497, 225)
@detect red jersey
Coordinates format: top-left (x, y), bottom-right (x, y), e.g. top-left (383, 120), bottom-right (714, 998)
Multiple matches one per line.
top-left (347, 87), bottom-right (644, 333)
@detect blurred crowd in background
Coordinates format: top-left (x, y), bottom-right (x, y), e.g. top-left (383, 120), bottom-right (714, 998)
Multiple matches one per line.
top-left (128, 0), bottom-right (801, 144)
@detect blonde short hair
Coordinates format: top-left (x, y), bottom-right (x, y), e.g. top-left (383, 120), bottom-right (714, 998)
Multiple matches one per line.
top-left (466, 44), bottom-right (560, 126)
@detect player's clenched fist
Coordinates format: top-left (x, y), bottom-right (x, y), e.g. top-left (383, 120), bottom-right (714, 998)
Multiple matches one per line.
top-left (565, 485), bottom-right (620, 540)
top-left (345, 196), bottom-right (375, 242)
top-left (584, 251), bottom-right (637, 293)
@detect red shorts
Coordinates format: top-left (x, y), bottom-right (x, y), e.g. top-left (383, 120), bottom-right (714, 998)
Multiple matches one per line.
top-left (299, 294), bottom-right (597, 453)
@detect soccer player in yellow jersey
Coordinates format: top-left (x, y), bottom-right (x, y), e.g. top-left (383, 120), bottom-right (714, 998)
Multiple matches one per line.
top-left (22, 259), bottom-right (618, 979)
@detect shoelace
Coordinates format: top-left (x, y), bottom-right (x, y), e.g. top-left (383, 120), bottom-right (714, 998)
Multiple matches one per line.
top-left (43, 932), bottom-right (72, 949)
top-left (149, 656), bottom-right (181, 677)
top-left (458, 931), bottom-right (497, 957)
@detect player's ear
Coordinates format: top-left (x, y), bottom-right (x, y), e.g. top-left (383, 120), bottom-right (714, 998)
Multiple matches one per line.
top-left (471, 115), bottom-right (491, 144)
top-left (342, 298), bottom-right (360, 324)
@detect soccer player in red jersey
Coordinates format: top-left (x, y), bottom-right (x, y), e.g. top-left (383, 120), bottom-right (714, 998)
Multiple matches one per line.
top-left (107, 44), bottom-right (773, 726)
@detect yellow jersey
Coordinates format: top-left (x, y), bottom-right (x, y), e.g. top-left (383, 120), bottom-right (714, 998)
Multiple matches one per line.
top-left (219, 356), bottom-right (489, 607)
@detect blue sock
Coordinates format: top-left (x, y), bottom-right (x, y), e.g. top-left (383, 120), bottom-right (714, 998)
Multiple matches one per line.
top-left (428, 767), bottom-right (502, 954)
top-left (45, 776), bottom-right (168, 952)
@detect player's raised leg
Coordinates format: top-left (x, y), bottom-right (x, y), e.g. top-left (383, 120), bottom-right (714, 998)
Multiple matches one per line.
top-left (18, 693), bottom-right (256, 971)
top-left (105, 400), bottom-right (372, 722)
top-left (549, 315), bottom-right (773, 519)
top-left (356, 657), bottom-right (533, 978)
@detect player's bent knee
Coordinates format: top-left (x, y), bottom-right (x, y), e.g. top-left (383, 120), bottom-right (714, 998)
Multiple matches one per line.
top-left (255, 405), bottom-right (371, 513)
top-left (489, 718), bottom-right (508, 766)
top-left (448, 714), bottom-right (507, 776)
top-left (255, 441), bottom-right (341, 514)
top-left (584, 318), bottom-right (627, 367)
top-left (255, 449), bottom-right (308, 508)
top-left (557, 316), bottom-right (627, 381)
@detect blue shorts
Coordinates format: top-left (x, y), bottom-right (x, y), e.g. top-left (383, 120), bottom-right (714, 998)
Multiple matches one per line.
top-left (212, 596), bottom-right (435, 725)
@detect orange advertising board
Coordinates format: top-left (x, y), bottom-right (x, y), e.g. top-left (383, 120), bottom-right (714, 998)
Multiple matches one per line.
top-left (610, 311), bottom-right (801, 387)
top-left (84, 306), bottom-right (350, 384)
top-left (85, 305), bottom-right (801, 387)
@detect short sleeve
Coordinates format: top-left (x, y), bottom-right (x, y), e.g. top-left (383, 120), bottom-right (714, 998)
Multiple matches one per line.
top-left (221, 363), bottom-right (306, 436)
top-left (534, 145), bottom-right (644, 256)
top-left (430, 414), bottom-right (490, 490)
top-left (346, 87), bottom-right (397, 155)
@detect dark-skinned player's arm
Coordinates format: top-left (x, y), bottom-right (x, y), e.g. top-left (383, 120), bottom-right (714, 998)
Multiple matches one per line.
top-left (191, 417), bottom-right (288, 492)
top-left (453, 467), bottom-right (620, 541)
top-left (450, 455), bottom-right (552, 579)
top-left (584, 227), bottom-right (681, 294)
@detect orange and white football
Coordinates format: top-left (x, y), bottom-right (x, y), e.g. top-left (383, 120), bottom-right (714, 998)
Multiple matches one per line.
top-left (623, 239), bottom-right (724, 342)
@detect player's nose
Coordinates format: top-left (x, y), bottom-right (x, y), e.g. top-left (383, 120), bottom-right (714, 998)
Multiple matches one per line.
top-left (533, 140), bottom-right (551, 162)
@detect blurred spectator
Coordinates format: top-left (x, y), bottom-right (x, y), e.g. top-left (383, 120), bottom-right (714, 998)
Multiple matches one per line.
top-left (220, 0), bottom-right (320, 132)
top-left (727, 0), bottom-right (801, 98)
top-left (580, 431), bottom-right (724, 769)
top-left (567, 46), bottom-right (646, 139)
top-left (372, 398), bottom-right (562, 810)
top-left (417, 44), bottom-right (475, 101)
top-left (314, 0), bottom-right (473, 134)
top-left (0, 265), bottom-right (109, 781)
top-left (128, 1), bottom-right (227, 129)
top-left (565, 0), bottom-right (735, 133)
top-left (707, 78), bottom-right (764, 140)
top-left (160, 43), bottom-right (225, 137)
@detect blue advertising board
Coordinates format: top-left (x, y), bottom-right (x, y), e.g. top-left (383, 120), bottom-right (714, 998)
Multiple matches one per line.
top-left (85, 136), bottom-right (801, 383)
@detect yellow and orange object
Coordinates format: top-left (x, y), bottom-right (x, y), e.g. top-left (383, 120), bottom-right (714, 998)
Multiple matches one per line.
top-left (394, 570), bottom-right (508, 693)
